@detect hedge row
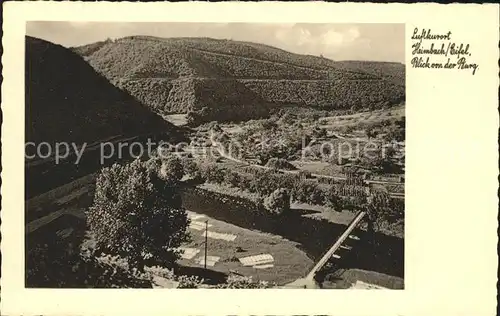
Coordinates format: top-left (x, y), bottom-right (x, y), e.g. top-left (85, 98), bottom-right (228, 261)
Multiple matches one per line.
top-left (186, 161), bottom-right (404, 219)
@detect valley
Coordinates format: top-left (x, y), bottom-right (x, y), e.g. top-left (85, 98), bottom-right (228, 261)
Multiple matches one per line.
top-left (25, 33), bottom-right (405, 289)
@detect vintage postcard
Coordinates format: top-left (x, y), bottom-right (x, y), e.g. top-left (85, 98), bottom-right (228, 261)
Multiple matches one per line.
top-left (1, 2), bottom-right (498, 316)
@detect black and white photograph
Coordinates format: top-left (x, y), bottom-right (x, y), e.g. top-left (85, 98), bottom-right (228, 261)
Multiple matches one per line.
top-left (25, 22), bottom-right (406, 289)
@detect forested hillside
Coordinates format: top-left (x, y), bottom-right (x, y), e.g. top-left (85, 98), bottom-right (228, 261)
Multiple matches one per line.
top-left (26, 36), bottom-right (178, 150)
top-left (73, 36), bottom-right (405, 123)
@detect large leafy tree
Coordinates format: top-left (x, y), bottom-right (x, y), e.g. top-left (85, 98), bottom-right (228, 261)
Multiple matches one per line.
top-left (357, 186), bottom-right (405, 238)
top-left (87, 158), bottom-right (190, 272)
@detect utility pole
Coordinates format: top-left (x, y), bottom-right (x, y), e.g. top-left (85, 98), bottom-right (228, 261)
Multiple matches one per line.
top-left (204, 220), bottom-right (208, 270)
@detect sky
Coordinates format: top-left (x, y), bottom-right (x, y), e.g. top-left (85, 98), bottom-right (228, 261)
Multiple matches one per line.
top-left (26, 22), bottom-right (405, 63)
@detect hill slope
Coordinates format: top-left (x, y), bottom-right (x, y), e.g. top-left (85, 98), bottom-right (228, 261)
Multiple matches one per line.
top-left (26, 36), bottom-right (179, 150)
top-left (26, 36), bottom-right (187, 197)
top-left (73, 36), bottom-right (405, 123)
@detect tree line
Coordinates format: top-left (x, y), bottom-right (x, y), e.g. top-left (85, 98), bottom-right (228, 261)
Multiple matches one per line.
top-left (188, 160), bottom-right (404, 222)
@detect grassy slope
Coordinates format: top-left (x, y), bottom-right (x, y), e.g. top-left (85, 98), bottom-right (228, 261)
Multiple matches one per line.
top-left (72, 36), bottom-right (405, 121)
top-left (181, 210), bottom-right (313, 285)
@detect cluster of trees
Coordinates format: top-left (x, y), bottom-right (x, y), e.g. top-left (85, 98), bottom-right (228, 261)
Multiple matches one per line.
top-left (118, 78), bottom-right (174, 114)
top-left (193, 161), bottom-right (404, 220)
top-left (117, 77), bottom-right (199, 117)
top-left (364, 116), bottom-right (405, 142)
top-left (233, 119), bottom-right (313, 163)
top-left (74, 36), bottom-right (405, 125)
top-left (186, 107), bottom-right (211, 126)
top-left (335, 61), bottom-right (405, 86)
top-left (201, 52), bottom-right (328, 80)
top-left (26, 234), bottom-right (153, 288)
top-left (163, 37), bottom-right (395, 83)
top-left (85, 38), bottom-right (197, 80)
top-left (385, 184), bottom-right (405, 194)
top-left (240, 78), bottom-right (405, 111)
top-left (349, 152), bottom-right (401, 176)
top-left (70, 38), bottom-right (113, 57)
top-left (184, 78), bottom-right (273, 125)
top-left (265, 158), bottom-right (297, 170)
top-left (233, 115), bottom-right (401, 170)
top-left (86, 157), bottom-right (190, 273)
top-left (198, 163), bottom-right (305, 201)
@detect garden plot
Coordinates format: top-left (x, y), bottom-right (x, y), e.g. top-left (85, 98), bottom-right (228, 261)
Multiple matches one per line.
top-left (189, 221), bottom-right (212, 231)
top-left (239, 254), bottom-right (274, 267)
top-left (253, 264), bottom-right (274, 269)
top-left (187, 211), bottom-right (206, 221)
top-left (195, 256), bottom-right (221, 267)
top-left (178, 247), bottom-right (201, 260)
top-left (202, 230), bottom-right (237, 242)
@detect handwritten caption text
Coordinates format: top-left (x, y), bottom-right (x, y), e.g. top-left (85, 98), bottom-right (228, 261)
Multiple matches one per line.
top-left (411, 28), bottom-right (478, 75)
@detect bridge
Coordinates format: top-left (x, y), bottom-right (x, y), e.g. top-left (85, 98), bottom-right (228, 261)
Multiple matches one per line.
top-left (282, 210), bottom-right (367, 289)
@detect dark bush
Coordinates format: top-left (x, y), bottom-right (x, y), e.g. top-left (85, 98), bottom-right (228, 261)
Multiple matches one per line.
top-left (265, 158), bottom-right (297, 170)
top-left (264, 188), bottom-right (291, 215)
